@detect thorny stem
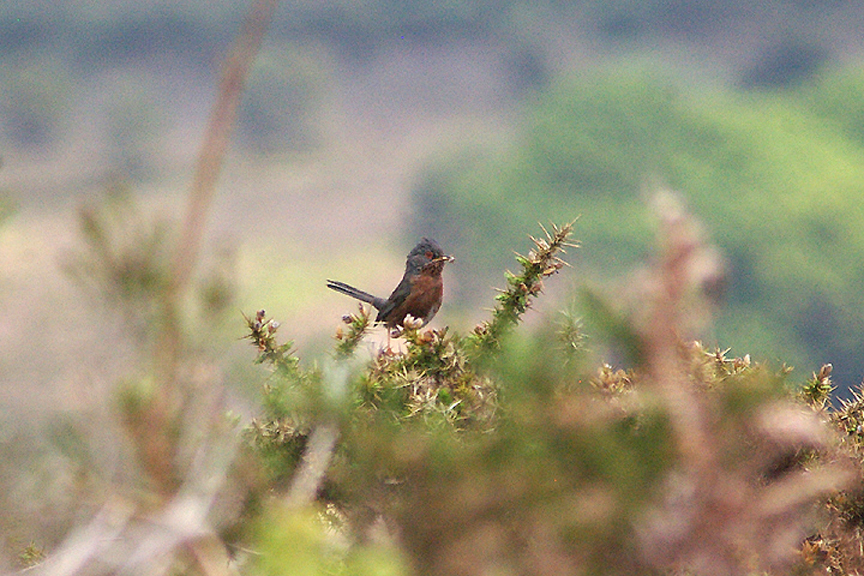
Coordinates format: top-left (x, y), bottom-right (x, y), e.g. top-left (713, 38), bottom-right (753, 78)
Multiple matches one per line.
top-left (333, 304), bottom-right (373, 360)
top-left (243, 309), bottom-right (301, 377)
top-left (469, 221), bottom-right (577, 356)
top-left (643, 192), bottom-right (716, 471)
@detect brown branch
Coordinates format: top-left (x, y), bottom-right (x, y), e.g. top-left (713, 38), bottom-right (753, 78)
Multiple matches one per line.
top-left (154, 0), bottom-right (278, 388)
top-left (170, 0), bottom-right (279, 296)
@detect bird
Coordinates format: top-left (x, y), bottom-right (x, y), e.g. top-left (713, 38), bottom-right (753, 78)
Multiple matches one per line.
top-left (327, 238), bottom-right (454, 329)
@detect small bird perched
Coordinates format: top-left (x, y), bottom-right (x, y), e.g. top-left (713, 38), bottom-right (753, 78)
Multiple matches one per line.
top-left (327, 238), bottom-right (454, 329)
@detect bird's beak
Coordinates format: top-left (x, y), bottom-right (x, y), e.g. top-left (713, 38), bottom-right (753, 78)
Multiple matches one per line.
top-left (424, 255), bottom-right (455, 270)
top-left (423, 254), bottom-right (456, 268)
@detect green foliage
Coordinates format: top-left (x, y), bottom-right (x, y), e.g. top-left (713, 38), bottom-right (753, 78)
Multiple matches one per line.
top-left (800, 373), bottom-right (864, 573)
top-left (238, 213), bottom-right (860, 574)
top-left (240, 215), bottom-right (862, 575)
top-left (36, 172), bottom-right (864, 575)
top-left (17, 541), bottom-right (45, 567)
top-left (244, 308), bottom-right (323, 484)
top-left (333, 304), bottom-right (373, 360)
top-left (800, 363), bottom-right (835, 410)
top-left (63, 183), bottom-right (238, 348)
top-left (252, 503), bottom-right (409, 576)
top-left (243, 223), bottom-right (574, 535)
top-left (246, 222), bottom-right (575, 449)
top-left (467, 221), bottom-right (576, 356)
top-left (412, 64), bottom-right (864, 388)
top-left (62, 183), bottom-right (175, 336)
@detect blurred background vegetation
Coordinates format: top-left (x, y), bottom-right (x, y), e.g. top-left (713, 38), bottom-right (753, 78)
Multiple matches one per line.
top-left (5, 0), bottom-right (864, 572)
top-left (5, 0), bottom-right (864, 387)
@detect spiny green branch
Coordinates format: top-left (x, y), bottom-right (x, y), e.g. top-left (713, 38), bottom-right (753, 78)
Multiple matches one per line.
top-left (468, 221), bottom-right (577, 356)
top-left (800, 363), bottom-right (834, 411)
top-left (242, 309), bottom-right (301, 377)
top-left (333, 303), bottom-right (372, 359)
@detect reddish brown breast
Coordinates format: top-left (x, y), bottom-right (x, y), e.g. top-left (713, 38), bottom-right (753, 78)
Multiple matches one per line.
top-left (382, 271), bottom-right (444, 328)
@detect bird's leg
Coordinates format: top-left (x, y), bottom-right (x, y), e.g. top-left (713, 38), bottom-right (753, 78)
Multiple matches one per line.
top-left (386, 325), bottom-right (397, 353)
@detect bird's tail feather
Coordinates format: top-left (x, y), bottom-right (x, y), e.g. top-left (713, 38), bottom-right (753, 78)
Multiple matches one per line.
top-left (326, 280), bottom-right (385, 309)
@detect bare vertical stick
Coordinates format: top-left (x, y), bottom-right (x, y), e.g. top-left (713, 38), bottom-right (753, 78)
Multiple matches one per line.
top-left (170, 0), bottom-right (278, 296)
top-left (154, 0), bottom-right (278, 405)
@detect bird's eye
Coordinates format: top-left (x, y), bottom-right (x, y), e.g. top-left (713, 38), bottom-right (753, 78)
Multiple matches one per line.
top-left (425, 251), bottom-right (434, 259)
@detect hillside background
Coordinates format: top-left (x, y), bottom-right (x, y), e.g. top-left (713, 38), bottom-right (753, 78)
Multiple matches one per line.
top-left (4, 0), bottom-right (864, 427)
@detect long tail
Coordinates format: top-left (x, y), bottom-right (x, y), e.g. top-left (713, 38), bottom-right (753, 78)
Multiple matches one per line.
top-left (326, 280), bottom-right (386, 310)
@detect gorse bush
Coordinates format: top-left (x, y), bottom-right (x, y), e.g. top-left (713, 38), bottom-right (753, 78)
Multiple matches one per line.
top-left (33, 178), bottom-right (864, 575)
top-left (245, 223), bottom-right (575, 472)
top-left (25, 176), bottom-right (864, 575)
top-left (240, 204), bottom-right (861, 576)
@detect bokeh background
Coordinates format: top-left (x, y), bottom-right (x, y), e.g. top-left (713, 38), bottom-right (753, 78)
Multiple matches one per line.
top-left (4, 0), bottom-right (864, 556)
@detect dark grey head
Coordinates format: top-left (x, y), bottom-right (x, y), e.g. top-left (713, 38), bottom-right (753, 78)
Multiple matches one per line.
top-left (405, 238), bottom-right (453, 275)
top-left (408, 238), bottom-right (444, 260)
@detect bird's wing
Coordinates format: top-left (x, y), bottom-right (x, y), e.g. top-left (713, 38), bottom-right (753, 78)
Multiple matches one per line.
top-left (376, 275), bottom-right (412, 322)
